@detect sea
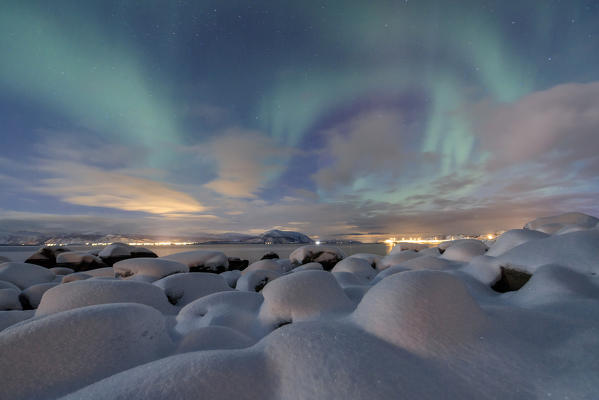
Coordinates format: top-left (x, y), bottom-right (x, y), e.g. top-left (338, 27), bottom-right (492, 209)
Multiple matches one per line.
top-left (0, 243), bottom-right (392, 264)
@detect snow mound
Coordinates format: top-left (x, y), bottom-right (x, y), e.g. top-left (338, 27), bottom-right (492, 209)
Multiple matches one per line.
top-left (36, 279), bottom-right (175, 316)
top-left (0, 288), bottom-right (22, 310)
top-left (371, 265), bottom-right (411, 285)
top-left (292, 262), bottom-right (323, 271)
top-left (114, 258), bottom-right (188, 280)
top-left (176, 291), bottom-right (264, 338)
top-left (460, 255), bottom-right (503, 286)
top-left (20, 282), bottom-right (59, 309)
top-left (0, 280), bottom-right (20, 290)
top-left (389, 242), bottom-right (430, 254)
top-left (289, 245), bottom-right (345, 270)
top-left (243, 259), bottom-right (282, 274)
top-left (56, 251), bottom-right (107, 271)
top-left (24, 246), bottom-right (71, 268)
top-left (236, 269), bottom-right (281, 292)
top-left (176, 325), bottom-right (255, 353)
top-left (0, 262), bottom-right (55, 289)
top-left (98, 243), bottom-right (157, 266)
top-left (61, 272), bottom-right (92, 283)
top-left (346, 253), bottom-right (382, 268)
top-left (50, 267), bottom-right (74, 275)
top-left (153, 272), bottom-right (232, 307)
top-left (401, 255), bottom-right (456, 270)
top-left (497, 229), bottom-right (599, 274)
top-left (220, 270), bottom-right (241, 287)
top-left (331, 257), bottom-right (376, 280)
top-left (353, 270), bottom-right (488, 356)
top-left (486, 229), bottom-right (549, 257)
top-left (0, 310), bottom-right (34, 332)
top-left (0, 303), bottom-right (172, 400)
top-left (524, 212), bottom-right (599, 234)
top-left (441, 239), bottom-right (487, 262)
top-left (162, 250), bottom-right (229, 272)
top-left (259, 270), bottom-right (353, 327)
top-left (378, 250), bottom-right (420, 270)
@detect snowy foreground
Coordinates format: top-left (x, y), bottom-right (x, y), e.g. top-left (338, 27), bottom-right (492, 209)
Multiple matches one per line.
top-left (1, 212), bottom-right (599, 399)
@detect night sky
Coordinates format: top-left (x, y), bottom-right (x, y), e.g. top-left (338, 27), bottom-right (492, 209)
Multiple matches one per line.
top-left (1, 0), bottom-right (599, 239)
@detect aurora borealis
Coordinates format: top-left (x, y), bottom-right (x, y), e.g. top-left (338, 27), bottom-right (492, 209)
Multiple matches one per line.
top-left (1, 0), bottom-right (599, 239)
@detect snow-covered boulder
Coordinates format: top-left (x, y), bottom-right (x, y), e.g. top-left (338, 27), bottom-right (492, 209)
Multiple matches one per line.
top-left (236, 269), bottom-right (282, 292)
top-left (175, 291), bottom-right (264, 339)
top-left (114, 258), bottom-right (188, 280)
top-left (0, 262), bottom-right (55, 289)
top-left (61, 272), bottom-right (92, 283)
top-left (0, 256), bottom-right (10, 263)
top-left (389, 242), bottom-right (430, 254)
top-left (497, 229), bottom-right (599, 274)
top-left (524, 212), bottom-right (599, 234)
top-left (49, 266), bottom-right (74, 275)
top-left (243, 259), bottom-right (282, 274)
top-left (441, 239), bottom-right (487, 262)
top-left (292, 262), bottom-right (323, 272)
top-left (19, 282), bottom-right (59, 309)
top-left (177, 326), bottom-right (255, 353)
top-left (260, 251), bottom-right (279, 260)
top-left (36, 280), bottom-right (175, 316)
top-left (162, 250), bottom-right (229, 272)
top-left (0, 288), bottom-right (21, 310)
top-left (486, 229), bottom-right (549, 257)
top-left (289, 245), bottom-right (345, 270)
top-left (56, 251), bottom-right (107, 272)
top-left (401, 255), bottom-right (456, 270)
top-left (153, 272), bottom-right (232, 307)
top-left (259, 270), bottom-right (353, 327)
top-left (378, 250), bottom-right (421, 270)
top-left (220, 270), bottom-right (242, 288)
top-left (24, 246), bottom-right (71, 268)
top-left (353, 270), bottom-right (488, 356)
top-left (346, 253), bottom-right (382, 268)
top-left (98, 243), bottom-right (157, 266)
top-left (0, 303), bottom-right (172, 400)
top-left (371, 265), bottom-right (411, 285)
top-left (331, 257), bottom-right (376, 280)
top-left (0, 280), bottom-right (20, 291)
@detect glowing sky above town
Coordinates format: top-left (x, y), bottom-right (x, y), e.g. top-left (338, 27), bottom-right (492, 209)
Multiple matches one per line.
top-left (1, 0), bottom-right (599, 239)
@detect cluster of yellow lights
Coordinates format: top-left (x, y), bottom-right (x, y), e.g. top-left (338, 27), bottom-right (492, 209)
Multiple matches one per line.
top-left (384, 234), bottom-right (496, 245)
top-left (47, 242), bottom-right (196, 247)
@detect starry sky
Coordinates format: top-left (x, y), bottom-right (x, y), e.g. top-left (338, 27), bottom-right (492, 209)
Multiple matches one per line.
top-left (1, 0), bottom-right (599, 240)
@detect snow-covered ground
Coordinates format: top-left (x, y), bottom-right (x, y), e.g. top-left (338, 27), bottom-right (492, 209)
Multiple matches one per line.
top-left (1, 212), bottom-right (598, 399)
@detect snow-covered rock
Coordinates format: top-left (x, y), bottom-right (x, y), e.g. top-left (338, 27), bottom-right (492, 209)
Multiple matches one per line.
top-left (153, 272), bottom-right (232, 307)
top-left (243, 259), bottom-right (282, 274)
top-left (486, 229), bottom-right (549, 257)
top-left (346, 253), bottom-right (382, 268)
top-left (50, 266), bottom-right (74, 275)
top-left (524, 212), bottom-right (599, 234)
top-left (220, 270), bottom-right (241, 288)
top-left (378, 250), bottom-right (421, 270)
top-left (258, 270), bottom-right (353, 327)
top-left (98, 243), bottom-right (157, 266)
top-left (441, 239), bottom-right (487, 262)
top-left (331, 257), bottom-right (376, 280)
top-left (20, 282), bottom-right (59, 309)
top-left (289, 245), bottom-right (345, 270)
top-left (401, 255), bottom-right (456, 270)
top-left (292, 262), bottom-right (323, 271)
top-left (36, 280), bottom-right (175, 316)
top-left (0, 303), bottom-right (172, 400)
top-left (56, 251), bottom-right (107, 271)
top-left (25, 246), bottom-right (71, 268)
top-left (0, 310), bottom-right (34, 332)
top-left (176, 326), bottom-right (255, 353)
top-left (0, 262), bottom-right (55, 289)
top-left (0, 288), bottom-right (21, 310)
top-left (113, 257), bottom-right (188, 280)
top-left (162, 250), bottom-right (229, 272)
top-left (389, 242), bottom-right (430, 254)
top-left (236, 269), bottom-right (282, 292)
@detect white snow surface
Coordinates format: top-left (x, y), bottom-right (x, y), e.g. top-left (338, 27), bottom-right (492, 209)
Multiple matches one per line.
top-left (0, 288), bottom-right (22, 310)
top-left (113, 257), bottom-right (188, 279)
top-left (0, 262), bottom-right (56, 289)
top-left (289, 245), bottom-right (345, 265)
top-left (0, 212), bottom-right (598, 400)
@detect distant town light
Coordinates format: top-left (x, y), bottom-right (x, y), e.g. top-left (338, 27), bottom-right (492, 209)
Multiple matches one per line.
top-left (315, 240), bottom-right (321, 245)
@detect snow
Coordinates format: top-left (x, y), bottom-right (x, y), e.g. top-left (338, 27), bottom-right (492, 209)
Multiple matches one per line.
top-left (345, 252), bottom-right (382, 268)
top-left (55, 251), bottom-right (106, 270)
top-left (291, 261), bottom-right (323, 271)
top-left (220, 269), bottom-right (241, 287)
top-left (0, 310), bottom-right (34, 332)
top-left (0, 262), bottom-right (56, 289)
top-left (389, 242), bottom-right (430, 253)
top-left (0, 303), bottom-right (172, 400)
top-left (50, 267), bottom-right (75, 275)
top-left (331, 257), bottom-right (376, 280)
top-left (235, 269), bottom-right (282, 292)
top-left (289, 245), bottom-right (345, 269)
top-left (20, 282), bottom-right (59, 309)
top-left (114, 257), bottom-right (188, 280)
top-left (243, 259), bottom-right (282, 274)
top-left (524, 211), bottom-right (599, 234)
top-left (440, 239), bottom-right (488, 262)
top-left (162, 250), bottom-right (229, 272)
top-left (0, 288), bottom-right (22, 310)
top-left (378, 250), bottom-right (420, 270)
top-left (36, 279), bottom-right (176, 316)
top-left (153, 272), bottom-right (232, 307)
top-left (176, 325), bottom-right (255, 353)
top-left (98, 242), bottom-right (134, 258)
top-left (486, 229), bottom-right (549, 256)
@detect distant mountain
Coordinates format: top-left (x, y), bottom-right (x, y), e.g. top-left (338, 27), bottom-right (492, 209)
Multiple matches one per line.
top-left (0, 229), bottom-right (314, 246)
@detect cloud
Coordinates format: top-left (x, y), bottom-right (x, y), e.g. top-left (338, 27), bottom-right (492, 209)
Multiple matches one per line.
top-left (35, 160), bottom-right (207, 215)
top-left (200, 129), bottom-right (292, 198)
top-left (474, 81), bottom-right (599, 170)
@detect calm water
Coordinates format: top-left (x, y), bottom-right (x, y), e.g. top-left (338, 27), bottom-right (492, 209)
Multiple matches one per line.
top-left (0, 243), bottom-right (391, 264)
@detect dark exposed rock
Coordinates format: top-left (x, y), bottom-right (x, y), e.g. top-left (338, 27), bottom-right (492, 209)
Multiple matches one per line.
top-left (25, 246), bottom-right (71, 268)
top-left (260, 252), bottom-right (280, 260)
top-left (227, 257), bottom-right (249, 271)
top-left (492, 267), bottom-right (532, 293)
